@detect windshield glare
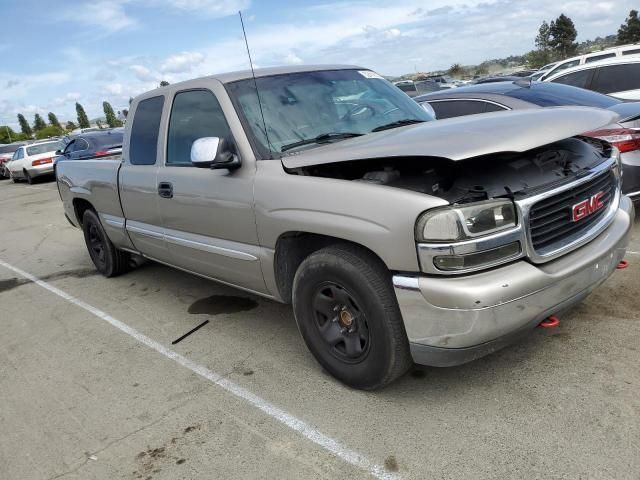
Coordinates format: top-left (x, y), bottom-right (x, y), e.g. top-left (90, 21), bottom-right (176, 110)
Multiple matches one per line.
top-left (27, 142), bottom-right (62, 156)
top-left (228, 69), bottom-right (434, 156)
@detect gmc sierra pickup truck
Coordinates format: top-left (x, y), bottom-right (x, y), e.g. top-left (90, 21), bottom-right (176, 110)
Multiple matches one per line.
top-left (56, 65), bottom-right (634, 389)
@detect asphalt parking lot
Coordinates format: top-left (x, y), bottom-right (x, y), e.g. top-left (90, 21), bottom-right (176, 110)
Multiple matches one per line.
top-left (1, 178), bottom-right (639, 480)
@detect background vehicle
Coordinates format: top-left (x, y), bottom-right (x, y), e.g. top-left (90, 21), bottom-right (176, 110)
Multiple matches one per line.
top-left (414, 81), bottom-right (640, 199)
top-left (473, 75), bottom-right (523, 84)
top-left (7, 140), bottom-right (62, 184)
top-left (544, 57), bottom-right (640, 100)
top-left (0, 142), bottom-right (28, 179)
top-left (539, 43), bottom-right (640, 80)
top-left (56, 129), bottom-right (123, 165)
top-left (55, 65), bottom-right (633, 390)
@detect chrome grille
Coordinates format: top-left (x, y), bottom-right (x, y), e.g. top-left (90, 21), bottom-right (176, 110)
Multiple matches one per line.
top-left (528, 171), bottom-right (616, 253)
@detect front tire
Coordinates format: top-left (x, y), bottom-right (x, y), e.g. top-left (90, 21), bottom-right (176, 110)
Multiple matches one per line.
top-left (82, 210), bottom-right (130, 277)
top-left (292, 245), bottom-right (412, 390)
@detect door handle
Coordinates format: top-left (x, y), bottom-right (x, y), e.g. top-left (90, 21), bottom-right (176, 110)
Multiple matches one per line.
top-left (157, 182), bottom-right (173, 199)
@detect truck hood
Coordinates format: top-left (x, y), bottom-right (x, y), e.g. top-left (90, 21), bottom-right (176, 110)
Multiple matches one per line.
top-left (281, 107), bottom-right (618, 169)
top-left (607, 102), bottom-right (640, 125)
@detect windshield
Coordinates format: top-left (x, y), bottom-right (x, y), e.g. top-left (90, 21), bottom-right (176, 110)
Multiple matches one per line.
top-left (27, 141), bottom-right (62, 156)
top-left (227, 69), bottom-right (433, 157)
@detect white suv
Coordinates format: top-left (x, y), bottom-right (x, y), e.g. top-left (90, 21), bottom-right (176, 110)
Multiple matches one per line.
top-left (7, 140), bottom-right (62, 184)
top-left (544, 56), bottom-right (640, 101)
top-left (540, 44), bottom-right (640, 80)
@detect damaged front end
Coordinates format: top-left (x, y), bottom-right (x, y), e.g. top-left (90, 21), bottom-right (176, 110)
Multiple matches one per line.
top-left (284, 134), bottom-right (622, 275)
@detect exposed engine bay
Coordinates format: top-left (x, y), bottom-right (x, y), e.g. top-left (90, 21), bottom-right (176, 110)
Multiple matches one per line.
top-left (287, 137), bottom-right (611, 204)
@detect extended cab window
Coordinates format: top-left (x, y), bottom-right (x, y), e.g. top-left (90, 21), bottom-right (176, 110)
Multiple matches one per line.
top-left (167, 90), bottom-right (232, 165)
top-left (130, 96), bottom-right (164, 165)
top-left (585, 53), bottom-right (615, 63)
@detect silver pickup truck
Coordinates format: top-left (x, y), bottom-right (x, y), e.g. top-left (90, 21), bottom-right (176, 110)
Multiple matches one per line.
top-left (56, 65), bottom-right (634, 389)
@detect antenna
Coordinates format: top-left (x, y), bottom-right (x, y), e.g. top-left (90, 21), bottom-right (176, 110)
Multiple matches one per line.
top-left (239, 11), bottom-right (273, 158)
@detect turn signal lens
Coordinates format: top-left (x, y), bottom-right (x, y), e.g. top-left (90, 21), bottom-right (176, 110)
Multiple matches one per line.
top-left (433, 242), bottom-right (521, 271)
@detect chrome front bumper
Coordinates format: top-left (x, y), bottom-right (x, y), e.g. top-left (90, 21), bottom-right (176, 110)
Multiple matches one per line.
top-left (394, 195), bottom-right (635, 367)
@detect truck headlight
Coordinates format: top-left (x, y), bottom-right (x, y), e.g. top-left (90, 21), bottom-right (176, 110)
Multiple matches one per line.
top-left (416, 199), bottom-right (517, 242)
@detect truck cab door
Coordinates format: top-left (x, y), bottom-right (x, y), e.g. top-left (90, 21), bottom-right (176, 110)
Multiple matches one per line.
top-left (157, 87), bottom-right (267, 294)
top-left (119, 95), bottom-right (173, 263)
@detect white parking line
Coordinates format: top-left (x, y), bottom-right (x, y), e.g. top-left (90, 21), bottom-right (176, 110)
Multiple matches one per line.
top-left (0, 259), bottom-right (399, 480)
top-left (627, 251), bottom-right (639, 256)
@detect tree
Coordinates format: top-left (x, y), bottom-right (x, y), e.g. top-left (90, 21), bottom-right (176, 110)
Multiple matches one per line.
top-left (549, 14), bottom-right (578, 58)
top-left (617, 10), bottom-right (640, 45)
top-left (33, 113), bottom-right (47, 131)
top-left (448, 63), bottom-right (465, 77)
top-left (0, 126), bottom-right (17, 144)
top-left (159, 80), bottom-right (170, 87)
top-left (102, 101), bottom-right (122, 128)
top-left (76, 102), bottom-right (90, 128)
top-left (526, 49), bottom-right (551, 68)
top-left (535, 21), bottom-right (552, 51)
top-left (48, 112), bottom-right (61, 128)
top-left (17, 114), bottom-right (32, 137)
top-left (122, 108), bottom-right (129, 118)
top-left (65, 121), bottom-right (77, 131)
top-left (35, 125), bottom-right (64, 140)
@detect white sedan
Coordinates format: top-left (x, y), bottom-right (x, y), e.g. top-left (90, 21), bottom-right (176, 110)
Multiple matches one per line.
top-left (7, 140), bottom-right (62, 184)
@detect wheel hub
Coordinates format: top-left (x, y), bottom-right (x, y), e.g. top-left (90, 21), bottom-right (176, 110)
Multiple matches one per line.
top-left (338, 308), bottom-right (354, 329)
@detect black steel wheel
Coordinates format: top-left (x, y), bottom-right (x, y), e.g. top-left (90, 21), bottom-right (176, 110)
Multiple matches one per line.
top-left (293, 244), bottom-right (412, 390)
top-left (312, 282), bottom-right (370, 363)
top-left (82, 209), bottom-right (130, 277)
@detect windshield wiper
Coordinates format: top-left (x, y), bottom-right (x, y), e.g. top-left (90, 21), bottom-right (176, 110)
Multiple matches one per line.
top-left (280, 132), bottom-right (364, 152)
top-left (371, 119), bottom-right (426, 132)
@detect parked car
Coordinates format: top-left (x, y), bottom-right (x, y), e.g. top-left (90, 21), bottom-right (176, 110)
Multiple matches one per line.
top-left (544, 57), bottom-right (640, 101)
top-left (56, 65), bottom-right (633, 390)
top-left (414, 80), bottom-right (640, 199)
top-left (7, 140), bottom-right (62, 184)
top-left (539, 43), bottom-right (640, 80)
top-left (0, 142), bottom-right (28, 179)
top-left (55, 129), bottom-right (123, 166)
top-left (424, 75), bottom-right (458, 89)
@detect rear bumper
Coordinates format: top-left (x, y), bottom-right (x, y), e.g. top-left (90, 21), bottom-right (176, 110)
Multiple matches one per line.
top-left (394, 195), bottom-right (634, 367)
top-left (26, 163), bottom-right (54, 178)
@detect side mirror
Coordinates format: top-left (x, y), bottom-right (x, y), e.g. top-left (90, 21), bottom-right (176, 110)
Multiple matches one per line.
top-left (55, 149), bottom-right (62, 155)
top-left (421, 102), bottom-right (437, 119)
top-left (191, 137), bottom-right (240, 170)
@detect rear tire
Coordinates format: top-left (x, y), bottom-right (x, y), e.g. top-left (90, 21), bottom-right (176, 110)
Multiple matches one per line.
top-left (24, 170), bottom-right (33, 185)
top-left (292, 244), bottom-right (412, 390)
top-left (82, 209), bottom-right (130, 277)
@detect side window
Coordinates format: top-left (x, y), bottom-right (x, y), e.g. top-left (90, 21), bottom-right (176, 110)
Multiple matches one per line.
top-left (166, 90), bottom-right (232, 165)
top-left (592, 64), bottom-right (640, 94)
top-left (73, 138), bottom-right (89, 151)
top-left (130, 96), bottom-right (164, 166)
top-left (623, 48), bottom-right (640, 56)
top-left (551, 69), bottom-right (594, 89)
top-left (585, 53), bottom-right (616, 63)
top-left (552, 60), bottom-right (581, 74)
top-left (428, 100), bottom-right (495, 120)
top-left (63, 140), bottom-right (75, 154)
top-left (12, 148), bottom-right (23, 160)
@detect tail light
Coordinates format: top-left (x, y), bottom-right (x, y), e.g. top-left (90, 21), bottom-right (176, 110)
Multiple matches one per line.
top-left (583, 128), bottom-right (640, 153)
top-left (32, 158), bottom-right (53, 166)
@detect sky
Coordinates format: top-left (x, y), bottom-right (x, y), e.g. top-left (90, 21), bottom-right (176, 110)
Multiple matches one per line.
top-left (0, 0), bottom-right (635, 129)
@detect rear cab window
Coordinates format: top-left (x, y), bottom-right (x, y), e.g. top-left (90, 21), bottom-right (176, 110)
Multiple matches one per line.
top-left (129, 96), bottom-right (164, 165)
top-left (428, 100), bottom-right (507, 119)
top-left (585, 52), bottom-right (616, 63)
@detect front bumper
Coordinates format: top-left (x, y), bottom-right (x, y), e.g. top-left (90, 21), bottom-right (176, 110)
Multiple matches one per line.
top-left (394, 195), bottom-right (634, 367)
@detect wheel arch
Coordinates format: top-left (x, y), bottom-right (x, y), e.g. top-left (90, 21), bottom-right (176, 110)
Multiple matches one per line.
top-left (72, 198), bottom-right (97, 226)
top-left (273, 231), bottom-right (390, 304)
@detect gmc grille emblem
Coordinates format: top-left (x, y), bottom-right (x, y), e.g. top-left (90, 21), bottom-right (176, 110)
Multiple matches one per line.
top-left (572, 191), bottom-right (605, 222)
